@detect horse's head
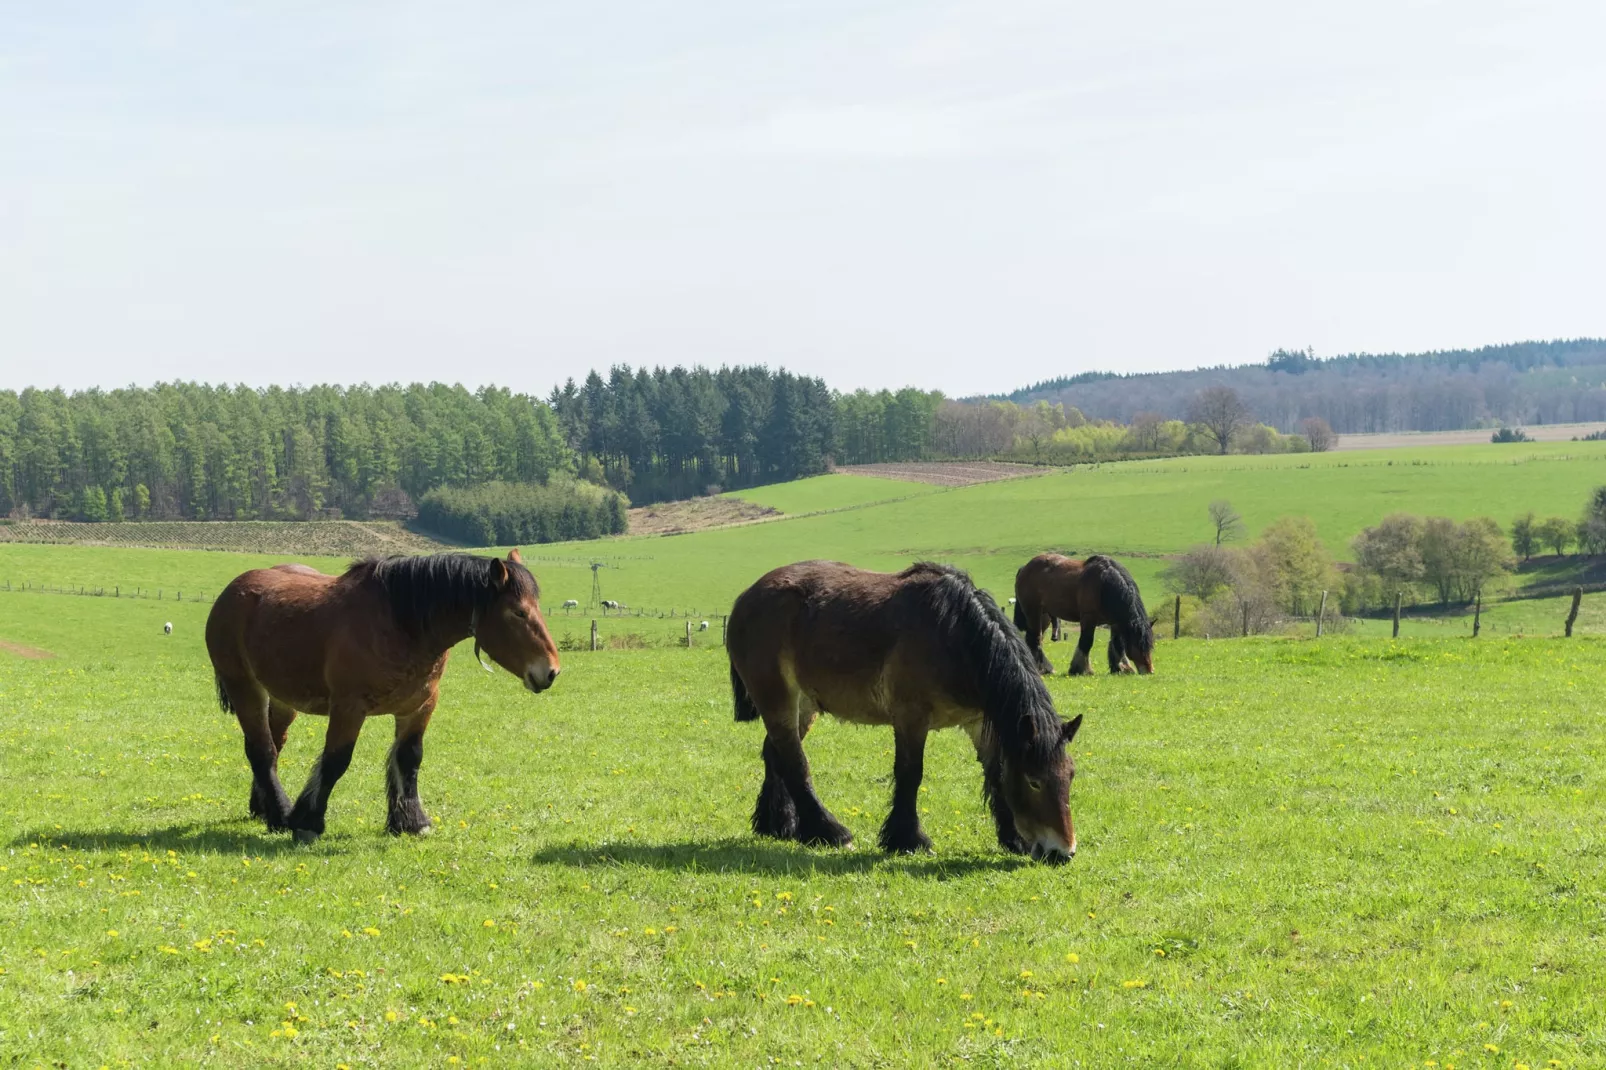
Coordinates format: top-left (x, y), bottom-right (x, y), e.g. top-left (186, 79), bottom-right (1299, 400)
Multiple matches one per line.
top-left (999, 713), bottom-right (1082, 862)
top-left (1128, 647), bottom-right (1155, 674)
top-left (474, 549), bottom-right (562, 693)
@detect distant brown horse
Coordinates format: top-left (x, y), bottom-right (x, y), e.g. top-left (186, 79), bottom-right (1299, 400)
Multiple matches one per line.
top-left (1013, 553), bottom-right (1154, 676)
top-left (726, 560), bottom-right (1082, 861)
top-left (206, 551), bottom-right (560, 842)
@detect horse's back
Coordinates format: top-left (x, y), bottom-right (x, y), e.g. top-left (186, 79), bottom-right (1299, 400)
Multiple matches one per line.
top-left (1016, 553), bottom-right (1084, 620)
top-left (727, 561), bottom-right (959, 721)
top-left (207, 565), bottom-right (346, 692)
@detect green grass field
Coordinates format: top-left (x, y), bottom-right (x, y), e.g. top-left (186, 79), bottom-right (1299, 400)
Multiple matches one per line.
top-left (3, 591), bottom-right (1605, 1066)
top-left (9, 442), bottom-right (1605, 626)
top-left (5, 444), bottom-right (1606, 1065)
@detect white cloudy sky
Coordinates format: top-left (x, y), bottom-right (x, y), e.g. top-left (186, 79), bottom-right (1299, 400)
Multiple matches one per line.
top-left (3, 1), bottom-right (1602, 396)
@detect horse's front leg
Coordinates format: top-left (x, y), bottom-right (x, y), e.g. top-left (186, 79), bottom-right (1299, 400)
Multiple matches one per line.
top-left (880, 722), bottom-right (932, 854)
top-left (969, 724), bottom-right (1027, 854)
top-left (387, 703), bottom-right (435, 836)
top-left (288, 709), bottom-right (365, 843)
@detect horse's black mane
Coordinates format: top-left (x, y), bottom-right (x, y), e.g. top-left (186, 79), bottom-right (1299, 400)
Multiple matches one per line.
top-left (348, 553), bottom-right (537, 636)
top-left (1086, 554), bottom-right (1153, 657)
top-left (902, 561), bottom-right (1063, 765)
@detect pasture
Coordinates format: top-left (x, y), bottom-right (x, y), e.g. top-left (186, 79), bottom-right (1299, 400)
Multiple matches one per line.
top-left (5, 442), bottom-right (1606, 1064)
top-left (2, 591), bottom-right (1604, 1066)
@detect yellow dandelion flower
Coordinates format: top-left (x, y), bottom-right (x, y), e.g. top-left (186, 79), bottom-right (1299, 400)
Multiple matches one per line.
top-left (936, 978), bottom-right (947, 985)
top-left (362, 927), bottom-right (381, 937)
top-left (1485, 1046), bottom-right (1500, 1054)
top-left (385, 1010), bottom-right (398, 1023)
top-left (106, 930), bottom-right (119, 937)
top-left (960, 992), bottom-right (973, 1001)
top-left (447, 1015), bottom-right (459, 1025)
top-left (905, 940), bottom-right (918, 950)
top-left (573, 979), bottom-right (587, 992)
top-left (786, 994), bottom-right (803, 1005)
top-left (1122, 979), bottom-right (1148, 989)
top-left (643, 927), bottom-right (658, 936)
top-left (1066, 952), bottom-right (1079, 963)
top-left (1020, 969), bottom-right (1032, 979)
top-left (483, 919), bottom-right (496, 928)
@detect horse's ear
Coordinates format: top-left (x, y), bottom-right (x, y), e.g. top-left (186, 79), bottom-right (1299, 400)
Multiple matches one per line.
top-left (1062, 714), bottom-right (1083, 744)
top-left (491, 559), bottom-right (510, 589)
top-left (508, 548), bottom-right (523, 564)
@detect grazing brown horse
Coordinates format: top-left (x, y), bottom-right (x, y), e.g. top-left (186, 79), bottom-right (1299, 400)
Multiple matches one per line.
top-left (726, 560), bottom-right (1082, 861)
top-left (205, 550), bottom-right (560, 842)
top-left (1013, 553), bottom-right (1154, 676)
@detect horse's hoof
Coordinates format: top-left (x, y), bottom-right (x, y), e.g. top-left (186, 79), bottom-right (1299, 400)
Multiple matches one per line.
top-left (292, 827), bottom-right (321, 844)
top-left (414, 824), bottom-right (433, 837)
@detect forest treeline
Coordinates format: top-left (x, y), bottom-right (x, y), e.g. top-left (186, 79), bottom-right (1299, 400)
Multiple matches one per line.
top-left (0, 372), bottom-right (941, 525)
top-left (1004, 338), bottom-right (1606, 434)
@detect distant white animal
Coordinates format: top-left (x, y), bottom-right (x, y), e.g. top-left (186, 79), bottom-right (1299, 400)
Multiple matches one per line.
top-left (163, 622), bottom-right (173, 635)
top-left (1007, 597), bottom-right (1017, 605)
top-left (601, 599), bottom-right (620, 611)
top-left (698, 620), bottom-right (709, 631)
top-left (562, 599), bottom-right (579, 609)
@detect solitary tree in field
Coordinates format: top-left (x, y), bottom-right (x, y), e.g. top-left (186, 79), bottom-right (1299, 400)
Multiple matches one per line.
top-left (1208, 499), bottom-right (1244, 545)
top-left (1536, 515), bottom-right (1574, 556)
top-left (1511, 512), bottom-right (1537, 561)
top-left (1189, 386), bottom-right (1252, 455)
top-left (1579, 486), bottom-right (1606, 556)
top-left (1301, 416), bottom-right (1335, 453)
top-left (1161, 543), bottom-right (1235, 602)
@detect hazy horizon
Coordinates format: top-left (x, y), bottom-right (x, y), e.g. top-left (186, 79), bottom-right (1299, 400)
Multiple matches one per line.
top-left (5, 2), bottom-right (1603, 397)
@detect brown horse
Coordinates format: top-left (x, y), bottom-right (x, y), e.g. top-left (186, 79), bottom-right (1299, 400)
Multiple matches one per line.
top-left (1013, 553), bottom-right (1154, 676)
top-left (205, 550), bottom-right (560, 842)
top-left (726, 560), bottom-right (1082, 862)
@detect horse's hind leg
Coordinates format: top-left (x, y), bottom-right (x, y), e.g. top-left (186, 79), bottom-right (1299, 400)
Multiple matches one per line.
top-left (1068, 622), bottom-right (1096, 675)
top-left (1021, 602), bottom-right (1054, 675)
top-left (753, 737), bottom-right (799, 840)
top-left (386, 703), bottom-right (435, 836)
top-left (250, 700), bottom-right (298, 819)
top-left (880, 722), bottom-right (932, 854)
top-left (225, 679), bottom-right (293, 829)
top-left (750, 677), bottom-right (851, 848)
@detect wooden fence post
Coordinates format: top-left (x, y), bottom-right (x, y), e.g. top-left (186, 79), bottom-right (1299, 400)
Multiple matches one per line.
top-left (1241, 603), bottom-right (1249, 638)
top-left (590, 619), bottom-right (599, 652)
top-left (1392, 591), bottom-right (1402, 639)
top-left (686, 620), bottom-right (693, 648)
top-left (1566, 586), bottom-right (1583, 637)
top-left (1315, 590), bottom-right (1328, 638)
top-left (1173, 595), bottom-right (1181, 641)
top-left (1472, 590), bottom-right (1482, 638)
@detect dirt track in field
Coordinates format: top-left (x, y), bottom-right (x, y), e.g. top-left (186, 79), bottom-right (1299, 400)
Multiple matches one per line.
top-left (0, 639), bottom-right (54, 659)
top-left (832, 461), bottom-right (1048, 486)
top-left (1336, 422), bottom-right (1606, 450)
top-left (627, 497), bottom-right (780, 536)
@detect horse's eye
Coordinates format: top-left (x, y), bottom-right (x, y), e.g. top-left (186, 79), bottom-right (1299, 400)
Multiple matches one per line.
top-left (512, 608), bottom-right (528, 619)
top-left (1026, 777), bottom-right (1044, 792)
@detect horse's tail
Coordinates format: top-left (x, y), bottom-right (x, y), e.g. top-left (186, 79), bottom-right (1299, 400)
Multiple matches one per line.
top-left (1012, 598), bottom-right (1027, 631)
top-left (215, 674), bottom-right (235, 715)
top-left (730, 662), bottom-right (760, 722)
top-left (1090, 555), bottom-right (1153, 664)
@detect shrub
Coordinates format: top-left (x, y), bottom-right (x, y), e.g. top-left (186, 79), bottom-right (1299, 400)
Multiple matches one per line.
top-left (416, 479), bottom-right (629, 546)
top-left (1491, 427), bottom-right (1532, 443)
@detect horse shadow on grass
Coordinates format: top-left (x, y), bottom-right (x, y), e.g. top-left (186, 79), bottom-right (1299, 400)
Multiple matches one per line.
top-left (10, 820), bottom-right (309, 857)
top-left (529, 837), bottom-right (1033, 879)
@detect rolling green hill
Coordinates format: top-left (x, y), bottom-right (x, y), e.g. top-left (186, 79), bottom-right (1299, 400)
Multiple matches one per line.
top-left (4, 442), bottom-right (1605, 622)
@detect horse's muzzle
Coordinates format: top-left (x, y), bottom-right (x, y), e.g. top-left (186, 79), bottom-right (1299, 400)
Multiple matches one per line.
top-left (524, 665), bottom-right (560, 693)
